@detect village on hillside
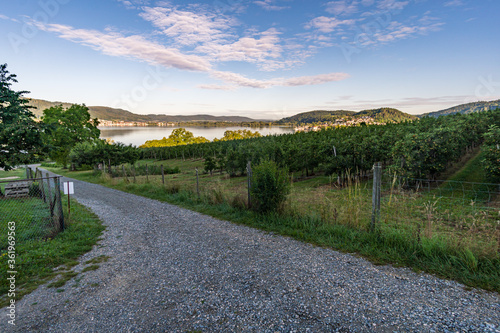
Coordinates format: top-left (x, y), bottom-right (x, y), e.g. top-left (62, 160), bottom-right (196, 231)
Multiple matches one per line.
top-left (294, 116), bottom-right (384, 132)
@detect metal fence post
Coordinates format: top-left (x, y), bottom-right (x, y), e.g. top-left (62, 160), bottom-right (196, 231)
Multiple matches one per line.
top-left (371, 162), bottom-right (382, 232)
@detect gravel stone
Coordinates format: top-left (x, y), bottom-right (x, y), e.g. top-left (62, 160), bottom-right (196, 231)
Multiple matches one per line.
top-left (1, 171), bottom-right (499, 332)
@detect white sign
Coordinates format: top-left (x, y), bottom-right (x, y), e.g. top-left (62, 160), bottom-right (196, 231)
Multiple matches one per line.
top-left (63, 182), bottom-right (74, 195)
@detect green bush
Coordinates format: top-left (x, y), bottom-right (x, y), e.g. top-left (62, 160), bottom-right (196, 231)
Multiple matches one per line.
top-left (250, 160), bottom-right (290, 213)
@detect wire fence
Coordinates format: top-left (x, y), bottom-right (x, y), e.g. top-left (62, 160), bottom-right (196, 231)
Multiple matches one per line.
top-left (0, 168), bottom-right (64, 251)
top-left (380, 173), bottom-right (500, 211)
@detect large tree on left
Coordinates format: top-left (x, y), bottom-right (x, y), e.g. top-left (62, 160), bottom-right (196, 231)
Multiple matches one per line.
top-left (42, 104), bottom-right (100, 167)
top-left (0, 64), bottom-right (44, 170)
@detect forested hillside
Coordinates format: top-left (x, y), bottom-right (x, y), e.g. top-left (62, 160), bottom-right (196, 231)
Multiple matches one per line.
top-left (423, 100), bottom-right (500, 117)
top-left (276, 108), bottom-right (416, 125)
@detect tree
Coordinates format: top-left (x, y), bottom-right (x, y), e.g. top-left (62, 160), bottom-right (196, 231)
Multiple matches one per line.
top-left (140, 128), bottom-right (209, 148)
top-left (42, 104), bottom-right (100, 167)
top-left (482, 125), bottom-right (500, 182)
top-left (250, 160), bottom-right (290, 213)
top-left (0, 64), bottom-right (44, 170)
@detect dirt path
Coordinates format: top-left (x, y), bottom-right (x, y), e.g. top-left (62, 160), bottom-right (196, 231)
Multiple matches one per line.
top-left (1, 172), bottom-right (499, 332)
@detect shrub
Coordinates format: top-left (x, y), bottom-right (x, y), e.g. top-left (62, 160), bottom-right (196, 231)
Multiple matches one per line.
top-left (250, 160), bottom-right (290, 213)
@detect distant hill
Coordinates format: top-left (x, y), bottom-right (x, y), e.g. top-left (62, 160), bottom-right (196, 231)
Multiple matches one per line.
top-left (422, 100), bottom-right (500, 117)
top-left (26, 98), bottom-right (255, 123)
top-left (276, 108), bottom-right (416, 125)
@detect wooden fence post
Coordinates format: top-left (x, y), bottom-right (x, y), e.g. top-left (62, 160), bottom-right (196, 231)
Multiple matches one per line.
top-left (371, 162), bottom-right (382, 232)
top-left (54, 177), bottom-right (65, 231)
top-left (161, 165), bottom-right (165, 185)
top-left (46, 173), bottom-right (54, 215)
top-left (196, 168), bottom-right (200, 198)
top-left (122, 165), bottom-right (128, 182)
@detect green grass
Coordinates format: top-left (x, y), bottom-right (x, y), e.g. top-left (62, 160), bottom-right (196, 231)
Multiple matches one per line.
top-left (48, 160), bottom-right (500, 293)
top-left (0, 196), bottom-right (105, 306)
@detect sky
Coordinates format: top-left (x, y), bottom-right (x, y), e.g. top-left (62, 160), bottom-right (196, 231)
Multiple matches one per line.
top-left (1, 0), bottom-right (499, 120)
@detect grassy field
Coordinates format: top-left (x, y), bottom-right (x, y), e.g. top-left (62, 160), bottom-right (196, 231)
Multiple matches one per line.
top-left (0, 168), bottom-right (105, 306)
top-left (48, 154), bottom-right (500, 292)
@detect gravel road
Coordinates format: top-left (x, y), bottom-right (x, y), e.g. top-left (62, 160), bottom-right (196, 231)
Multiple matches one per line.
top-left (1, 172), bottom-right (499, 332)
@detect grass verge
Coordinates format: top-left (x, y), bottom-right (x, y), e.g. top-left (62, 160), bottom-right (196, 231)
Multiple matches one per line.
top-left (0, 194), bottom-right (105, 306)
top-left (49, 164), bottom-right (500, 293)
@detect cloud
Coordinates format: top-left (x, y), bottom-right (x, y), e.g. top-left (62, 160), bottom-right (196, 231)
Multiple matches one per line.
top-left (32, 21), bottom-right (212, 72)
top-left (281, 72), bottom-right (351, 86)
top-left (325, 1), bottom-right (359, 15)
top-left (209, 70), bottom-right (350, 89)
top-left (116, 0), bottom-right (150, 9)
top-left (196, 28), bottom-right (283, 67)
top-left (305, 16), bottom-right (356, 33)
top-left (198, 84), bottom-right (237, 91)
top-left (376, 0), bottom-right (409, 11)
top-left (365, 20), bottom-right (444, 45)
top-left (139, 6), bottom-right (236, 46)
top-left (444, 0), bottom-right (464, 7)
top-left (254, 0), bottom-right (290, 11)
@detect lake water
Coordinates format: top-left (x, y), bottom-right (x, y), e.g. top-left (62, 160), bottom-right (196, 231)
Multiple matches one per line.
top-left (99, 126), bottom-right (294, 147)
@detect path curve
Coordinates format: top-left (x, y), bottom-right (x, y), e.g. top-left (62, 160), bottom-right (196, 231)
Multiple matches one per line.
top-left (1, 171), bottom-right (499, 332)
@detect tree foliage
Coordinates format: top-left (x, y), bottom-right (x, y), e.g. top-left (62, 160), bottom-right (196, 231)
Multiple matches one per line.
top-left (140, 128), bottom-right (209, 148)
top-left (69, 140), bottom-right (139, 169)
top-left (250, 160), bottom-right (290, 213)
top-left (214, 129), bottom-right (262, 141)
top-left (0, 64), bottom-right (44, 170)
top-left (482, 125), bottom-right (500, 182)
top-left (42, 104), bottom-right (100, 166)
top-left (140, 110), bottom-right (500, 182)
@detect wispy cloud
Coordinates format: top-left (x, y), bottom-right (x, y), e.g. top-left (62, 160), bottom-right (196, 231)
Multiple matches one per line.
top-left (209, 70), bottom-right (349, 89)
top-left (364, 20), bottom-right (444, 45)
top-left (196, 28), bottom-right (283, 67)
top-left (30, 19), bottom-right (349, 89)
top-left (325, 1), bottom-right (359, 15)
top-left (32, 21), bottom-right (212, 72)
top-left (376, 0), bottom-right (409, 11)
top-left (254, 0), bottom-right (290, 11)
top-left (139, 6), bottom-right (236, 46)
top-left (305, 16), bottom-right (356, 33)
top-left (444, 0), bottom-right (464, 7)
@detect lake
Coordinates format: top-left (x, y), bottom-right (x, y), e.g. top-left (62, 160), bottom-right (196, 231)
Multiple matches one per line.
top-left (99, 126), bottom-right (295, 147)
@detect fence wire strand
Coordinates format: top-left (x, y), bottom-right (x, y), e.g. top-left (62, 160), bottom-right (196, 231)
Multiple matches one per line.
top-left (0, 168), bottom-right (64, 251)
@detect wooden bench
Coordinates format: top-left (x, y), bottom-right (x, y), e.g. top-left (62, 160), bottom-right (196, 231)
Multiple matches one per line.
top-left (4, 181), bottom-right (31, 198)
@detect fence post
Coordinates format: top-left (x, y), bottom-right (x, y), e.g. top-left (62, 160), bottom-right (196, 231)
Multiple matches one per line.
top-left (54, 177), bottom-right (65, 231)
top-left (247, 161), bottom-right (252, 208)
top-left (122, 165), bottom-right (129, 182)
top-left (132, 166), bottom-right (136, 183)
top-left (26, 167), bottom-right (30, 179)
top-left (46, 173), bottom-right (54, 215)
top-left (195, 168), bottom-right (200, 198)
top-left (146, 164), bottom-right (149, 182)
top-left (371, 162), bottom-right (382, 232)
top-left (161, 165), bottom-right (165, 185)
